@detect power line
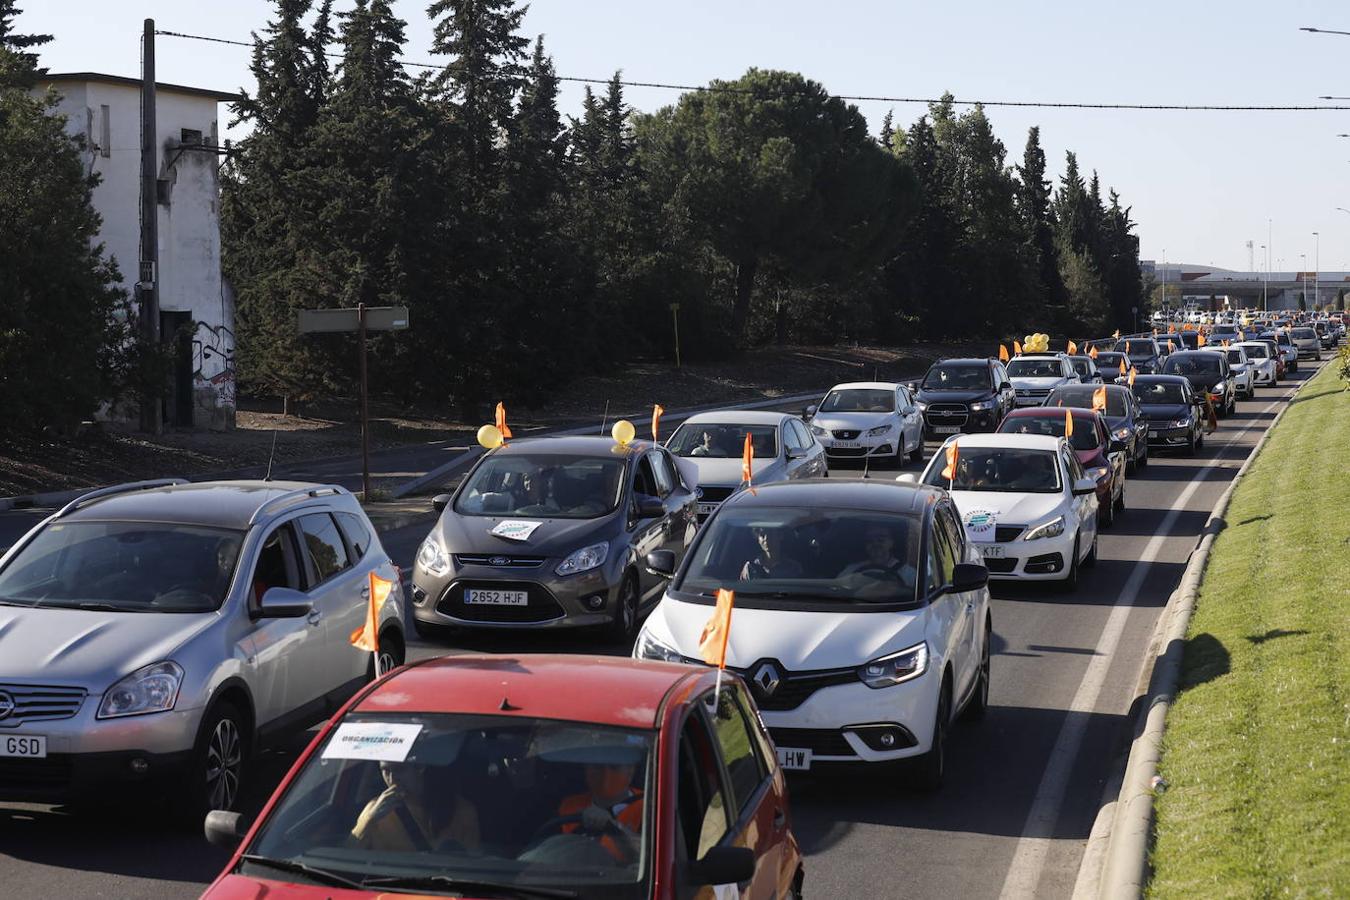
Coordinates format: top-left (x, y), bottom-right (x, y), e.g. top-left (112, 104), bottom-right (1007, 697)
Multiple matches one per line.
top-left (155, 29), bottom-right (1350, 111)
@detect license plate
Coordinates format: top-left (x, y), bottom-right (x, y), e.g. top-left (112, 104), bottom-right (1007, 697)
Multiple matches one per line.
top-left (831, 440), bottom-right (861, 449)
top-left (932, 426), bottom-right (959, 434)
top-left (979, 545), bottom-right (1005, 558)
top-left (0, 734), bottom-right (46, 759)
top-left (1148, 430), bottom-right (1159, 438)
top-left (464, 588), bottom-right (528, 606)
top-left (776, 747), bottom-right (812, 771)
top-left (697, 502), bottom-right (719, 516)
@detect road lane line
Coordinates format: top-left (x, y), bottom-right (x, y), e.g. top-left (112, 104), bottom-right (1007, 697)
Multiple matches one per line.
top-left (997, 382), bottom-right (1299, 899)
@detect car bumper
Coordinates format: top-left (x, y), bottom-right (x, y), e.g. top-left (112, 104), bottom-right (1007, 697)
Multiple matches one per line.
top-left (759, 669), bottom-right (940, 764)
top-left (1296, 346), bottom-right (1319, 357)
top-left (970, 530), bottom-right (1078, 580)
top-left (411, 565), bottom-right (623, 630)
top-left (1013, 395), bottom-right (1051, 408)
top-left (1146, 425), bottom-right (1193, 447)
top-left (922, 410), bottom-right (1000, 437)
top-left (820, 435), bottom-right (899, 459)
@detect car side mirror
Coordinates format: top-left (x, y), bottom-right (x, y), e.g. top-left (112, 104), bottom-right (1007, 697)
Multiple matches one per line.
top-left (432, 493), bottom-right (452, 515)
top-left (895, 473), bottom-right (919, 484)
top-left (1072, 477), bottom-right (1098, 496)
top-left (255, 587), bottom-right (312, 619)
top-left (634, 495), bottom-right (665, 520)
top-left (204, 810), bottom-right (249, 850)
top-left (689, 846), bottom-right (756, 887)
top-left (949, 562), bottom-right (989, 593)
top-left (802, 405), bottom-right (818, 421)
top-left (645, 549), bottom-right (676, 579)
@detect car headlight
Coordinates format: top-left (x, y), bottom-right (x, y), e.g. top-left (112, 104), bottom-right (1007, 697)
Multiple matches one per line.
top-left (915, 400), bottom-right (928, 412)
top-left (810, 424), bottom-right (827, 436)
top-left (858, 642), bottom-right (929, 689)
top-left (555, 542), bottom-right (609, 576)
top-left (97, 661), bottom-right (183, 719)
top-left (1023, 515), bottom-right (1066, 541)
top-left (1171, 417), bottom-right (1192, 428)
top-left (1112, 427), bottom-right (1131, 442)
top-left (634, 629), bottom-right (688, 663)
top-left (969, 399), bottom-right (995, 411)
top-left (1089, 465), bottom-right (1111, 483)
top-left (1212, 383), bottom-right (1226, 392)
top-left (866, 424), bottom-right (892, 437)
top-left (416, 535), bottom-right (451, 577)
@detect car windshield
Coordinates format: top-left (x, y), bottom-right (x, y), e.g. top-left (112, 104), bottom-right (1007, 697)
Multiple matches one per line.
top-left (0, 522), bottom-right (242, 613)
top-left (676, 505), bottom-right (921, 607)
top-left (923, 446), bottom-right (1063, 494)
top-left (1007, 359), bottom-right (1064, 378)
top-left (922, 365), bottom-right (990, 391)
top-left (1117, 340), bottom-right (1156, 358)
top-left (1047, 386), bottom-right (1128, 417)
top-left (1240, 344), bottom-right (1269, 359)
top-left (1292, 328), bottom-right (1316, 340)
top-left (1225, 350), bottom-right (1245, 365)
top-left (1134, 382), bottom-right (1187, 404)
top-left (1096, 352), bottom-right (1127, 371)
top-left (1162, 356), bottom-right (1222, 379)
top-left (244, 712), bottom-right (654, 899)
top-left (454, 454), bottom-right (625, 519)
top-left (819, 389), bottom-right (895, 413)
top-left (667, 423), bottom-right (777, 459)
top-left (998, 414), bottom-right (1099, 451)
top-left (1068, 358), bottom-right (1094, 378)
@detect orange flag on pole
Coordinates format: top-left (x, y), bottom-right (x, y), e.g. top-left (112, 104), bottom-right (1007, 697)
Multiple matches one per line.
top-left (699, 589), bottom-right (736, 667)
top-left (1118, 358), bottom-right (1127, 376)
top-left (1088, 345), bottom-right (1099, 359)
top-left (941, 441), bottom-right (959, 483)
top-left (350, 571), bottom-right (397, 671)
top-left (1197, 333), bottom-right (1207, 347)
top-left (1067, 340), bottom-right (1078, 355)
top-left (998, 344), bottom-right (1010, 362)
top-left (1128, 366), bottom-right (1137, 386)
top-left (495, 402), bottom-right (513, 440)
top-left (1092, 385), bottom-right (1108, 412)
top-left (1064, 408), bottom-right (1074, 440)
top-left (1013, 340), bottom-right (1022, 355)
top-left (651, 404), bottom-right (665, 442)
top-left (742, 432), bottom-right (754, 486)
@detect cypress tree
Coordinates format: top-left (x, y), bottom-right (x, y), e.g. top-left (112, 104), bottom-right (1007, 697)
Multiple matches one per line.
top-left (1016, 126), bottom-right (1066, 321)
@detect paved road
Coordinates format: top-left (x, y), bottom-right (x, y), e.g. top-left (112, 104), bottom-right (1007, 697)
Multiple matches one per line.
top-left (0, 364), bottom-right (1322, 898)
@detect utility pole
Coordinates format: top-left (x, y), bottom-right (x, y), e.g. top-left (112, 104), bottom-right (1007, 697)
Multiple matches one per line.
top-left (1246, 240), bottom-right (1254, 273)
top-left (138, 18), bottom-right (161, 434)
top-left (358, 303), bottom-right (370, 500)
top-left (1313, 231), bottom-right (1319, 310)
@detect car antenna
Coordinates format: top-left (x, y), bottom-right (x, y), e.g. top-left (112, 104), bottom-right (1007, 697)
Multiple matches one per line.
top-left (499, 696), bottom-right (520, 711)
top-left (600, 399), bottom-right (610, 436)
top-left (264, 429), bottom-right (279, 482)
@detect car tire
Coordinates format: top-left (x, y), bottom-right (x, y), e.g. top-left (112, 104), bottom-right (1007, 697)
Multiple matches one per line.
top-left (369, 628), bottom-right (406, 680)
top-left (413, 618), bottom-right (456, 643)
top-left (960, 620), bottom-right (992, 722)
top-left (1060, 535), bottom-right (1081, 592)
top-left (1136, 440), bottom-right (1148, 469)
top-left (174, 700), bottom-right (248, 826)
top-left (607, 572), bottom-right (640, 644)
top-left (1099, 492), bottom-right (1115, 528)
top-left (909, 435), bottom-right (924, 464)
top-left (1083, 531), bottom-right (1098, 568)
top-left (1114, 484), bottom-right (1126, 513)
top-left (912, 676), bottom-right (951, 791)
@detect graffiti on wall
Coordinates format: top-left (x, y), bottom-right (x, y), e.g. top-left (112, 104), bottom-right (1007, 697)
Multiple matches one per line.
top-left (192, 321), bottom-right (236, 408)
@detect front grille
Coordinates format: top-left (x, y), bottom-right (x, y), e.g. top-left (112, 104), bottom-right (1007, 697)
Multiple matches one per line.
top-left (824, 447), bottom-right (867, 457)
top-left (697, 485), bottom-right (736, 503)
top-left (984, 557), bottom-right (1018, 574)
top-left (454, 554), bottom-right (545, 569)
top-left (993, 525), bottom-right (1025, 543)
top-left (0, 682), bottom-right (86, 725)
top-left (733, 665), bottom-right (856, 712)
top-left (437, 581), bottom-right (566, 623)
top-left (768, 728), bottom-right (855, 758)
top-left (831, 429), bottom-right (860, 440)
top-left (925, 403), bottom-right (969, 427)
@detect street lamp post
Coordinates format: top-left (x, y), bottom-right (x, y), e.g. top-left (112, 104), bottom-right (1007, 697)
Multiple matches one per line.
top-left (1260, 243), bottom-right (1268, 312)
top-left (1300, 253), bottom-right (1308, 311)
top-left (1313, 231), bottom-right (1320, 311)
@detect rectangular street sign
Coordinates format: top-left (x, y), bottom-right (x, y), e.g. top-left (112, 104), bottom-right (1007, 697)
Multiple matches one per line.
top-left (298, 306), bottom-right (410, 334)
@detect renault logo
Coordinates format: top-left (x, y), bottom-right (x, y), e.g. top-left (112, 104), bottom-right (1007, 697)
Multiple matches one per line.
top-left (751, 663), bottom-right (781, 696)
top-left (0, 691), bottom-right (14, 722)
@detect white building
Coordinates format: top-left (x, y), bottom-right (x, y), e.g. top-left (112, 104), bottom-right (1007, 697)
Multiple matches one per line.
top-left (34, 72), bottom-right (238, 430)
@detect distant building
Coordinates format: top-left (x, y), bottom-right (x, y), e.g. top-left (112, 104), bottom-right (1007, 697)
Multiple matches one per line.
top-left (1143, 261), bottom-right (1350, 312)
top-left (33, 72), bottom-right (238, 430)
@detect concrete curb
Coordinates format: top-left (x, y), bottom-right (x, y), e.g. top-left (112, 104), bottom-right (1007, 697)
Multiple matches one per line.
top-left (1078, 367), bottom-right (1317, 900)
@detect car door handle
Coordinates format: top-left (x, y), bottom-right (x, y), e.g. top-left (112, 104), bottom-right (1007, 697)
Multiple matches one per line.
top-left (307, 609), bottom-right (322, 625)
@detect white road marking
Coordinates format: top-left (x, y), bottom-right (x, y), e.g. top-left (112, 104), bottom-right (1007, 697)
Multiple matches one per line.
top-left (997, 381), bottom-right (1299, 898)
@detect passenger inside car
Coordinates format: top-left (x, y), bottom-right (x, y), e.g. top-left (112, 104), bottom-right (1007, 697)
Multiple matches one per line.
top-left (739, 526), bottom-right (804, 580)
top-left (351, 759), bottom-right (481, 853)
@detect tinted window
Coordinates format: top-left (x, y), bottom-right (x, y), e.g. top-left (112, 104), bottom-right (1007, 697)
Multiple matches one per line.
top-left (931, 513), bottom-right (957, 586)
top-left (649, 451), bottom-right (675, 497)
top-left (667, 424), bottom-right (777, 459)
top-left (923, 365), bottom-right (992, 391)
top-left (336, 512), bottom-right (373, 559)
top-left (820, 389), bottom-right (895, 413)
top-left (252, 523), bottom-right (306, 604)
top-left (1007, 358), bottom-right (1066, 378)
top-left (709, 689), bottom-right (767, 817)
top-left (936, 505), bottom-right (965, 565)
top-left (783, 421), bottom-right (807, 451)
top-left (1117, 340), bottom-right (1157, 358)
top-left (1047, 386), bottom-right (1128, 417)
top-left (298, 513), bottom-right (351, 583)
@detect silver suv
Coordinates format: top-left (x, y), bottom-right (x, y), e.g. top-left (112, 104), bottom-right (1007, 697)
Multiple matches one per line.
top-left (1007, 352), bottom-right (1079, 406)
top-left (0, 480), bottom-right (404, 819)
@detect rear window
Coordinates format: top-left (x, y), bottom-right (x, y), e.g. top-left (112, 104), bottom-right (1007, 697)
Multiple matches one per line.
top-left (1162, 355), bottom-right (1222, 378)
top-left (1007, 359), bottom-right (1064, 378)
top-left (1047, 386), bottom-right (1128, 417)
top-left (998, 413), bottom-right (1100, 451)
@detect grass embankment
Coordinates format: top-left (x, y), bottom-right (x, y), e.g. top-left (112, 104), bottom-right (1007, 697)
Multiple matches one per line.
top-left (1148, 364), bottom-right (1350, 897)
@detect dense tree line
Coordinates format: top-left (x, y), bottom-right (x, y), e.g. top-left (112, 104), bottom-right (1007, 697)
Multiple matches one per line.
top-left (216, 0), bottom-right (1142, 412)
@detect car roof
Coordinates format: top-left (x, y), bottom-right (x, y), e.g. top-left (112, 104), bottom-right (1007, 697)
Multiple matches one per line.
top-left (928, 358), bottom-right (991, 367)
top-left (940, 432), bottom-right (1064, 451)
top-left (1165, 349), bottom-right (1225, 359)
top-left (55, 480), bottom-right (347, 529)
top-left (679, 410), bottom-right (793, 426)
top-left (1004, 406), bottom-right (1101, 419)
top-left (1133, 374), bottom-right (1190, 385)
top-left (1014, 351), bottom-right (1067, 358)
top-left (489, 435), bottom-right (653, 457)
top-left (356, 654), bottom-right (706, 728)
top-left (827, 381), bottom-right (908, 391)
top-left (721, 477), bottom-right (939, 515)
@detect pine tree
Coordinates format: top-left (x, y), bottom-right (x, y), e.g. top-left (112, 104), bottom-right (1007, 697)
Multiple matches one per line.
top-left (1052, 153), bottom-right (1110, 333)
top-left (1015, 126), bottom-right (1066, 321)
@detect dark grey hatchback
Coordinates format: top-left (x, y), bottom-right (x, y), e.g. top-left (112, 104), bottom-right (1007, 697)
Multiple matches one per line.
top-left (411, 436), bottom-right (699, 642)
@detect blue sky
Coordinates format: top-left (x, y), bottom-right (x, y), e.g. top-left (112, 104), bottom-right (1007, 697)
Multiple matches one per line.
top-left (22, 0), bottom-right (1350, 271)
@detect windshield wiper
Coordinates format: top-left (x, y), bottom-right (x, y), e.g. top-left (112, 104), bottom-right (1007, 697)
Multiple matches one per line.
top-left (239, 854), bottom-right (368, 890)
top-left (76, 601), bottom-right (137, 612)
top-left (361, 874), bottom-right (577, 898)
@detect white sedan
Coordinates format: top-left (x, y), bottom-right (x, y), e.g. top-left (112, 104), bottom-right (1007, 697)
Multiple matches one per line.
top-left (1235, 340), bottom-right (1278, 386)
top-left (1222, 346), bottom-right (1255, 399)
top-left (902, 433), bottom-right (1099, 589)
top-left (805, 381), bottom-right (924, 467)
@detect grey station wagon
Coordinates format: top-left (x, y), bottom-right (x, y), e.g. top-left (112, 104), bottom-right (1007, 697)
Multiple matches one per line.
top-left (0, 480), bottom-right (405, 820)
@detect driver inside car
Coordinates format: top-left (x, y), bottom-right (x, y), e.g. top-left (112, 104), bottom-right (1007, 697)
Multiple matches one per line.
top-left (740, 526), bottom-right (804, 580)
top-left (351, 759), bottom-right (481, 853)
top-left (556, 760), bottom-right (644, 861)
top-left (839, 525), bottom-right (917, 591)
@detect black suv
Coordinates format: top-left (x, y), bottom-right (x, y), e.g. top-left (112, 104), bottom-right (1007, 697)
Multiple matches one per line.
top-left (1115, 337), bottom-right (1162, 374)
top-left (915, 357), bottom-right (1016, 439)
top-left (1161, 350), bottom-right (1237, 417)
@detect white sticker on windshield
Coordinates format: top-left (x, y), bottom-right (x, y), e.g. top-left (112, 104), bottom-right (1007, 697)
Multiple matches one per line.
top-left (321, 722), bottom-right (423, 762)
top-left (490, 520), bottom-right (543, 542)
top-left (963, 509), bottom-right (998, 543)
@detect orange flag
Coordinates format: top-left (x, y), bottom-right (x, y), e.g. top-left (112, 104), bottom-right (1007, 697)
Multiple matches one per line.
top-left (1013, 339), bottom-right (1022, 355)
top-left (1128, 366), bottom-right (1137, 386)
top-left (998, 344), bottom-right (1010, 362)
top-left (495, 402), bottom-right (513, 440)
top-left (1064, 408), bottom-right (1074, 440)
top-left (742, 432), bottom-right (754, 486)
top-left (699, 589), bottom-right (736, 667)
top-left (1119, 358), bottom-right (1127, 376)
top-left (1089, 345), bottom-right (1099, 359)
top-left (941, 441), bottom-right (959, 482)
top-left (350, 571), bottom-right (396, 655)
top-left (1092, 385), bottom-right (1108, 411)
top-left (1197, 333), bottom-right (1207, 347)
top-left (651, 404), bottom-right (665, 442)
top-left (1067, 340), bottom-right (1078, 355)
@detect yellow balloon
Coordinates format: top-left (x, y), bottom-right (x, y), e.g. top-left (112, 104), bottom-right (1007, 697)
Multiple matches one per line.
top-left (611, 419), bottom-right (636, 446)
top-left (477, 424), bottom-right (504, 449)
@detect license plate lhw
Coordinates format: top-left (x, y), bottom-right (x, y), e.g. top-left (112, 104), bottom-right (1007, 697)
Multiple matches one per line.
top-left (776, 747), bottom-right (812, 771)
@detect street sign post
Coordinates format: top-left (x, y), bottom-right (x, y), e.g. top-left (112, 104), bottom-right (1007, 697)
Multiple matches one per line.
top-left (298, 305), bottom-right (409, 499)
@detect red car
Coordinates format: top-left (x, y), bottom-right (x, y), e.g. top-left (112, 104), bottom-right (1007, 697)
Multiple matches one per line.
top-left (996, 406), bottom-right (1126, 527)
top-left (202, 654), bottom-right (804, 900)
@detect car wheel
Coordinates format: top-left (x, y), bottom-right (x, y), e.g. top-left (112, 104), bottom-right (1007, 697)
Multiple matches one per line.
top-left (960, 620), bottom-right (992, 721)
top-left (174, 701), bottom-right (248, 826)
top-left (909, 434), bottom-right (924, 463)
top-left (1084, 531), bottom-right (1099, 568)
top-left (1136, 439), bottom-right (1148, 469)
top-left (607, 572), bottom-right (640, 644)
top-left (370, 628), bottom-right (405, 680)
top-left (1114, 483), bottom-right (1126, 513)
top-left (413, 618), bottom-right (456, 643)
top-left (1060, 535), bottom-right (1081, 592)
top-left (912, 675), bottom-right (951, 791)
top-left (1099, 491), bottom-right (1115, 528)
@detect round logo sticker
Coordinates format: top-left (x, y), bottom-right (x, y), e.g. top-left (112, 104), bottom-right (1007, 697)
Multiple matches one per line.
top-left (963, 509), bottom-right (998, 541)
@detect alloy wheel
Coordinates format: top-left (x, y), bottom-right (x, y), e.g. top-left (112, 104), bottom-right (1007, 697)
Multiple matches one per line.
top-left (205, 717), bottom-right (243, 811)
